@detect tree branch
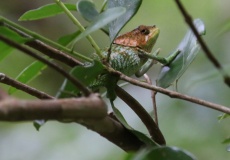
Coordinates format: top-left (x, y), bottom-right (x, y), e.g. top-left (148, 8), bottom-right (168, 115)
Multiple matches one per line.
top-left (0, 16), bottom-right (92, 62)
top-left (111, 70), bottom-right (230, 114)
top-left (0, 35), bottom-right (91, 96)
top-left (0, 93), bottom-right (106, 121)
top-left (115, 85), bottom-right (166, 145)
top-left (4, 24), bottom-right (83, 67)
top-left (143, 74), bottom-right (158, 126)
top-left (0, 91), bottom-right (146, 151)
top-left (26, 40), bottom-right (84, 67)
top-left (77, 115), bottom-right (145, 151)
top-left (0, 73), bottom-right (54, 99)
top-left (0, 87), bottom-right (9, 100)
top-left (174, 0), bottom-right (230, 87)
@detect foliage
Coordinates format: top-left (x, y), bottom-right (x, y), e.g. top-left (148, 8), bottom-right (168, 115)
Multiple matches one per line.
top-left (0, 0), bottom-right (229, 160)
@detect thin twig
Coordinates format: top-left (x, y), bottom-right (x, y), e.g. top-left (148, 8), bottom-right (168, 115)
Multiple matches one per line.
top-left (26, 40), bottom-right (84, 67)
top-left (3, 23), bottom-right (83, 67)
top-left (115, 85), bottom-right (166, 145)
top-left (144, 74), bottom-right (158, 126)
top-left (174, 0), bottom-right (230, 87)
top-left (0, 35), bottom-right (91, 96)
top-left (0, 16), bottom-right (92, 62)
top-left (111, 70), bottom-right (230, 114)
top-left (0, 73), bottom-right (54, 99)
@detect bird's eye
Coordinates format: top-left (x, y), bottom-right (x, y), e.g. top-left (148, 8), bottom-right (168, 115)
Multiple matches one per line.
top-left (140, 29), bottom-right (150, 35)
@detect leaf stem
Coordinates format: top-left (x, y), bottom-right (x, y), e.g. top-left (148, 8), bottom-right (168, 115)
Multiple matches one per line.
top-left (0, 16), bottom-right (92, 62)
top-left (54, 0), bottom-right (104, 59)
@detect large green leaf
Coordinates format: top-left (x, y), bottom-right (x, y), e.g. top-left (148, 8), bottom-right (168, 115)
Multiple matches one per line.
top-left (0, 26), bottom-right (29, 61)
top-left (125, 146), bottom-right (196, 160)
top-left (71, 7), bottom-right (126, 45)
top-left (8, 61), bottom-right (47, 95)
top-left (57, 60), bottom-right (105, 98)
top-left (19, 3), bottom-right (77, 21)
top-left (108, 0), bottom-right (142, 43)
top-left (111, 103), bottom-right (158, 146)
top-left (157, 19), bottom-right (206, 88)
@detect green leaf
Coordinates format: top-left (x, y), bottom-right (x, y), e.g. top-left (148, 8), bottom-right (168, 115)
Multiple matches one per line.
top-left (0, 26), bottom-right (29, 61)
top-left (222, 137), bottom-right (230, 144)
top-left (111, 103), bottom-right (158, 146)
top-left (57, 31), bottom-right (81, 46)
top-left (218, 113), bottom-right (230, 121)
top-left (77, 0), bottom-right (99, 22)
top-left (217, 19), bottom-right (230, 35)
top-left (33, 119), bottom-right (46, 131)
top-left (19, 3), bottom-right (77, 21)
top-left (71, 7), bottom-right (126, 45)
top-left (126, 146), bottom-right (196, 160)
top-left (77, 0), bottom-right (109, 35)
top-left (0, 43), bottom-right (14, 61)
top-left (8, 61), bottom-right (47, 94)
top-left (157, 19), bottom-right (206, 88)
top-left (57, 60), bottom-right (105, 98)
top-left (108, 0), bottom-right (142, 43)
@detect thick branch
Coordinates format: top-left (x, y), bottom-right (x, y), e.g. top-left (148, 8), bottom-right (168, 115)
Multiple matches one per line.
top-left (113, 71), bottom-right (230, 114)
top-left (115, 85), bottom-right (166, 145)
top-left (77, 115), bottom-right (145, 151)
top-left (0, 35), bottom-right (91, 96)
top-left (0, 94), bottom-right (106, 121)
top-left (174, 0), bottom-right (230, 87)
top-left (0, 92), bottom-right (146, 151)
top-left (0, 73), bottom-right (54, 99)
